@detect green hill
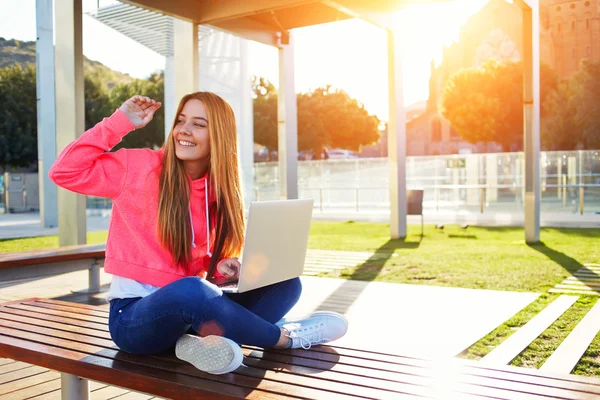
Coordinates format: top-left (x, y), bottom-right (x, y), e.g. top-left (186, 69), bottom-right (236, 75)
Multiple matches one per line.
top-left (0, 37), bottom-right (134, 88)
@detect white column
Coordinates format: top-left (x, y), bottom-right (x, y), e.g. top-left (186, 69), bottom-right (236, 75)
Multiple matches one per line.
top-left (239, 40), bottom-right (254, 206)
top-left (277, 32), bottom-right (298, 199)
top-left (387, 28), bottom-right (407, 239)
top-left (522, 1), bottom-right (541, 243)
top-left (55, 0), bottom-right (85, 246)
top-left (173, 19), bottom-right (199, 106)
top-left (164, 54), bottom-right (176, 139)
top-left (36, 0), bottom-right (58, 229)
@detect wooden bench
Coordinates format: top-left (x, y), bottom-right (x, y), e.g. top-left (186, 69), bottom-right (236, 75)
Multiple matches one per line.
top-left (1, 299), bottom-right (600, 399)
top-left (0, 244), bottom-right (106, 293)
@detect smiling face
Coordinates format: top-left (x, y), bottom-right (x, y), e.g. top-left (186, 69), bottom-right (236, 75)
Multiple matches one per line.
top-left (173, 99), bottom-right (210, 166)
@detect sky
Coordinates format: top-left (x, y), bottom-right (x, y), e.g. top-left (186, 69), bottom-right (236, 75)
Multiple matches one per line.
top-left (0, 0), bottom-right (487, 121)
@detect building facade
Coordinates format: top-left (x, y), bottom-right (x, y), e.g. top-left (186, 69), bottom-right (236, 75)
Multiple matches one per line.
top-left (405, 0), bottom-right (600, 156)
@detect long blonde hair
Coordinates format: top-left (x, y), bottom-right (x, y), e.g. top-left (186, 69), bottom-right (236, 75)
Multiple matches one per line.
top-left (157, 92), bottom-right (245, 277)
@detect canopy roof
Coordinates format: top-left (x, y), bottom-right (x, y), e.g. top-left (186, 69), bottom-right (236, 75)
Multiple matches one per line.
top-left (121, 0), bottom-right (448, 45)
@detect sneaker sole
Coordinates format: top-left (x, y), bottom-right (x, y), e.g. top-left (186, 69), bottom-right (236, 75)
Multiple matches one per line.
top-left (175, 335), bottom-right (243, 375)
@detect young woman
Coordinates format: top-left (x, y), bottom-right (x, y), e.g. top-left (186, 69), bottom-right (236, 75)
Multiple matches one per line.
top-left (49, 93), bottom-right (348, 375)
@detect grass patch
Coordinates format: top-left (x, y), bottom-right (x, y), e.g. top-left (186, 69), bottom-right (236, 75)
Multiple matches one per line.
top-left (0, 231), bottom-right (108, 253)
top-left (460, 294), bottom-right (600, 378)
top-left (458, 293), bottom-right (559, 360)
top-left (511, 296), bottom-right (598, 370)
top-left (574, 330), bottom-right (600, 377)
top-left (309, 222), bottom-right (599, 293)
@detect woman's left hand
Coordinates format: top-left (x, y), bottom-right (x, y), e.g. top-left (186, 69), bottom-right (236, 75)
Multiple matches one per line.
top-left (217, 258), bottom-right (241, 278)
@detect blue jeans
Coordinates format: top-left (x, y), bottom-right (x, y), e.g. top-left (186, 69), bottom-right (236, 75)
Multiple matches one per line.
top-left (108, 276), bottom-right (302, 355)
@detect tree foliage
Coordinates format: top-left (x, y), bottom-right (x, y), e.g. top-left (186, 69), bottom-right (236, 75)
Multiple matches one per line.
top-left (441, 60), bottom-right (559, 151)
top-left (0, 64), bottom-right (165, 173)
top-left (0, 65), bottom-right (37, 172)
top-left (252, 77), bottom-right (380, 156)
top-left (543, 60), bottom-right (600, 150)
top-left (252, 76), bottom-right (278, 153)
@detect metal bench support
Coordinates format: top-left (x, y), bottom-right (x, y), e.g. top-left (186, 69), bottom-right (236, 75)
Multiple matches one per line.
top-left (71, 260), bottom-right (106, 294)
top-left (61, 373), bottom-right (89, 400)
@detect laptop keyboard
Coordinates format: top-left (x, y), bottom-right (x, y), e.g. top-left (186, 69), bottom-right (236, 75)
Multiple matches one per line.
top-left (217, 281), bottom-right (239, 290)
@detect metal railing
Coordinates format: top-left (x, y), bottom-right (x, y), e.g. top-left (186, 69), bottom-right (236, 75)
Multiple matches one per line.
top-left (254, 183), bottom-right (600, 215)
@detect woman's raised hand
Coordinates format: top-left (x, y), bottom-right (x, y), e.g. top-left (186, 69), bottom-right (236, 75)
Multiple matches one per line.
top-left (119, 96), bottom-right (161, 129)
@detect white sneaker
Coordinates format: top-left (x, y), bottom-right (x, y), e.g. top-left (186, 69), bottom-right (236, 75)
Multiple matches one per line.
top-left (278, 311), bottom-right (348, 349)
top-left (175, 334), bottom-right (243, 375)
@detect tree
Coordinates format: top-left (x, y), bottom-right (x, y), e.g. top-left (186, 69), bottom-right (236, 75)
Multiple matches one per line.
top-left (252, 77), bottom-right (380, 156)
top-left (441, 60), bottom-right (558, 151)
top-left (542, 60), bottom-right (600, 150)
top-left (574, 60), bottom-right (600, 149)
top-left (106, 73), bottom-right (165, 150)
top-left (252, 76), bottom-right (278, 154)
top-left (0, 65), bottom-right (37, 173)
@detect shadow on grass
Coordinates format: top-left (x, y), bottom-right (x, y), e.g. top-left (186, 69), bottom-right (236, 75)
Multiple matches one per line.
top-left (448, 234), bottom-right (478, 239)
top-left (527, 241), bottom-right (586, 276)
top-left (313, 238), bottom-right (419, 315)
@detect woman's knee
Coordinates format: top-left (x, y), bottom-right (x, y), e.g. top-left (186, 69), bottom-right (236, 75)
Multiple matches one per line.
top-left (282, 277), bottom-right (302, 301)
top-left (166, 276), bottom-right (221, 302)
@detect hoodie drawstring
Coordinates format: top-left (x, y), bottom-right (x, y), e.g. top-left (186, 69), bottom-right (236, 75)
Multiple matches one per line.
top-left (188, 177), bottom-right (212, 256)
top-left (189, 203), bottom-right (197, 249)
top-left (205, 177), bottom-right (212, 257)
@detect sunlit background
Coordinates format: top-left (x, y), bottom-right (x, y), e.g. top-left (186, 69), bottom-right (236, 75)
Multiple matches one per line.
top-left (0, 0), bottom-right (488, 121)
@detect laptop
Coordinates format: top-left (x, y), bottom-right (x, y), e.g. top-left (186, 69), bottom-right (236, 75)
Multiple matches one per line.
top-left (211, 199), bottom-right (314, 293)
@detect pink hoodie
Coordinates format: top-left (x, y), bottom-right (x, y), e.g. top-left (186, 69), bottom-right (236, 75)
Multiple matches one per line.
top-left (49, 109), bottom-right (220, 287)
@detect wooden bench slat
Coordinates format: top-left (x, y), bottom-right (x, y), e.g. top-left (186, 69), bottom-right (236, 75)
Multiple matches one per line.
top-left (4, 303), bottom-right (107, 325)
top-left (0, 320), bottom-right (389, 400)
top-left (241, 348), bottom-right (597, 400)
top-left (1, 305), bottom-right (108, 332)
top-left (0, 334), bottom-right (298, 400)
top-left (8, 298), bottom-right (600, 398)
top-left (0, 318), bottom-right (115, 349)
top-left (0, 244), bottom-right (105, 268)
top-left (7, 311), bottom-right (579, 400)
top-left (0, 323), bottom-right (366, 399)
top-left (4, 298), bottom-right (600, 400)
top-left (257, 346), bottom-right (600, 396)
top-left (36, 298), bottom-right (109, 313)
top-left (0, 312), bottom-right (111, 340)
top-left (12, 312), bottom-right (587, 400)
top-left (24, 300), bottom-right (109, 318)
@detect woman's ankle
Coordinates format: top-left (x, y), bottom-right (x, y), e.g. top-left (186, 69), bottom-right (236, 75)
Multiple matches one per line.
top-left (273, 327), bottom-right (290, 348)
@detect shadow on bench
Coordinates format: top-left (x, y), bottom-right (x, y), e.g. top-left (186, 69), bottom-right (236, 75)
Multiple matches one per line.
top-left (0, 244), bottom-right (106, 293)
top-left (1, 298), bottom-right (600, 399)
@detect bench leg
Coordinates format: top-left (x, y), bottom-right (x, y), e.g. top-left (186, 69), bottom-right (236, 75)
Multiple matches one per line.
top-left (61, 373), bottom-right (89, 400)
top-left (88, 261), bottom-right (100, 292)
top-left (71, 261), bottom-right (106, 294)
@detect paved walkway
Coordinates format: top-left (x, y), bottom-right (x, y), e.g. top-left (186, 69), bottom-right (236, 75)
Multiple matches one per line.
top-left (551, 263), bottom-right (600, 296)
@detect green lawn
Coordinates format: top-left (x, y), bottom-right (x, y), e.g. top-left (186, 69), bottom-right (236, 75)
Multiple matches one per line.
top-left (308, 222), bottom-right (599, 293)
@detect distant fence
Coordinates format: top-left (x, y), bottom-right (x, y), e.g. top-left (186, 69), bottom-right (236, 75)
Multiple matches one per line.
top-left (3, 150), bottom-right (599, 216)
